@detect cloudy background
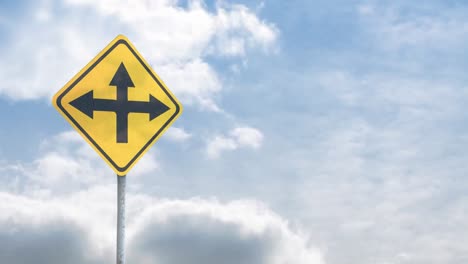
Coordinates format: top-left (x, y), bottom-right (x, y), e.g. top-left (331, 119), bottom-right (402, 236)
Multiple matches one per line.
top-left (1, 0), bottom-right (468, 263)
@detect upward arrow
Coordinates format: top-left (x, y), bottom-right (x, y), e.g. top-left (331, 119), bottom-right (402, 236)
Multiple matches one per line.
top-left (70, 62), bottom-right (170, 144)
top-left (110, 63), bottom-right (135, 102)
top-left (110, 63), bottom-right (134, 143)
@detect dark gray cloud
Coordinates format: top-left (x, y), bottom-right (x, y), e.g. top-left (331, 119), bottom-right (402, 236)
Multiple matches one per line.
top-left (126, 199), bottom-right (323, 264)
top-left (0, 220), bottom-right (102, 264)
top-left (130, 214), bottom-right (272, 264)
top-left (0, 190), bottom-right (323, 264)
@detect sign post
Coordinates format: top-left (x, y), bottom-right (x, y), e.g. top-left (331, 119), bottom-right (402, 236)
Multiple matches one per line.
top-left (117, 175), bottom-right (126, 264)
top-left (52, 35), bottom-right (183, 264)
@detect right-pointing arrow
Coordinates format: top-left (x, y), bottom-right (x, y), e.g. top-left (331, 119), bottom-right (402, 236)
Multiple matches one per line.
top-left (70, 63), bottom-right (171, 143)
top-left (149, 95), bottom-right (170, 120)
top-left (70, 91), bottom-right (170, 121)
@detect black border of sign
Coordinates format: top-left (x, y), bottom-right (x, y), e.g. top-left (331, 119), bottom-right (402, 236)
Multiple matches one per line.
top-left (56, 39), bottom-right (181, 173)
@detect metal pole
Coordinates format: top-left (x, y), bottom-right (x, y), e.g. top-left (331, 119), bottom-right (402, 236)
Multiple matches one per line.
top-left (117, 175), bottom-right (126, 264)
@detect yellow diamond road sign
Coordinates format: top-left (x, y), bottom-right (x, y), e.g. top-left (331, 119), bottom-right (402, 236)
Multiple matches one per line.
top-left (52, 35), bottom-right (183, 176)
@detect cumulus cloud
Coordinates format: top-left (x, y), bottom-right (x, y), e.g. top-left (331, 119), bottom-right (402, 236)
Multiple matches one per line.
top-left (0, 128), bottom-right (322, 264)
top-left (206, 136), bottom-right (238, 159)
top-left (165, 126), bottom-right (192, 142)
top-left (157, 59), bottom-right (222, 111)
top-left (65, 0), bottom-right (278, 59)
top-left (0, 0), bottom-right (278, 112)
top-left (0, 221), bottom-right (100, 264)
top-left (0, 187), bottom-right (323, 264)
top-left (3, 130), bottom-right (160, 194)
top-left (206, 126), bottom-right (264, 159)
top-left (129, 198), bottom-right (323, 264)
top-left (230, 127), bottom-right (264, 149)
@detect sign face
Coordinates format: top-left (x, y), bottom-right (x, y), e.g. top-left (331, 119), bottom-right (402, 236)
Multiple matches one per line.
top-left (53, 35), bottom-right (182, 176)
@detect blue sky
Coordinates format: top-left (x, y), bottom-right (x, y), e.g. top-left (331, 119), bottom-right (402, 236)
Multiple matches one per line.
top-left (1, 0), bottom-right (468, 263)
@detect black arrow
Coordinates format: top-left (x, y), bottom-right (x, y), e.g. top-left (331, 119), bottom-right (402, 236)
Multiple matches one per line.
top-left (70, 63), bottom-right (170, 143)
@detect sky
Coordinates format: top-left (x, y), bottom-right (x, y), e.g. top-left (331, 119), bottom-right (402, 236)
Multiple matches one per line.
top-left (1, 0), bottom-right (468, 263)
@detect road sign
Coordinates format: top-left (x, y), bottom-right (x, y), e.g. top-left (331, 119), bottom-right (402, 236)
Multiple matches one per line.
top-left (53, 35), bottom-right (183, 176)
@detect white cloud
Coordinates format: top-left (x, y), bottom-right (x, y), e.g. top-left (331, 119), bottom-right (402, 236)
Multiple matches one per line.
top-left (0, 186), bottom-right (324, 264)
top-left (0, 0), bottom-right (278, 112)
top-left (317, 69), bottom-right (466, 118)
top-left (210, 2), bottom-right (279, 56)
top-left (358, 3), bottom-right (468, 51)
top-left (1, 129), bottom-right (321, 264)
top-left (231, 126), bottom-right (264, 149)
top-left (7, 131), bottom-right (160, 194)
top-left (165, 126), bottom-right (192, 142)
top-left (206, 126), bottom-right (263, 159)
top-left (157, 59), bottom-right (222, 111)
top-left (129, 153), bottom-right (160, 178)
top-left (129, 198), bottom-right (323, 264)
top-left (206, 135), bottom-right (238, 159)
top-left (357, 4), bottom-right (375, 15)
top-left (66, 0), bottom-right (278, 59)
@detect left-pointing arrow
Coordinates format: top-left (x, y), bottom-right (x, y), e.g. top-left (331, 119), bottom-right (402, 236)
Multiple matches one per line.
top-left (69, 89), bottom-right (170, 143)
top-left (70, 90), bottom-right (170, 120)
top-left (70, 90), bottom-right (95, 118)
top-left (70, 63), bottom-right (171, 143)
